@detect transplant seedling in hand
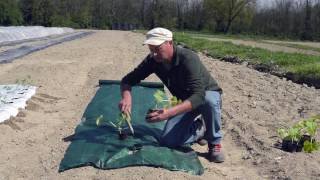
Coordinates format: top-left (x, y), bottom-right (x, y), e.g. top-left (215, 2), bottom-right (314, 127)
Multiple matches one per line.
top-left (153, 90), bottom-right (182, 109)
top-left (153, 90), bottom-right (170, 109)
top-left (146, 90), bottom-right (182, 120)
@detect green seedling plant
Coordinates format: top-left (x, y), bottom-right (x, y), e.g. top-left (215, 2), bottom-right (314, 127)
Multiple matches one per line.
top-left (301, 115), bottom-right (320, 153)
top-left (153, 90), bottom-right (182, 109)
top-left (153, 90), bottom-right (170, 109)
top-left (96, 113), bottom-right (134, 135)
top-left (277, 126), bottom-right (302, 143)
top-left (170, 96), bottom-right (183, 107)
top-left (278, 115), bottom-right (320, 153)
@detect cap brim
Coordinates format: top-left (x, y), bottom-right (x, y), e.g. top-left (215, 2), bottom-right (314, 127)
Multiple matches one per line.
top-left (143, 38), bottom-right (166, 46)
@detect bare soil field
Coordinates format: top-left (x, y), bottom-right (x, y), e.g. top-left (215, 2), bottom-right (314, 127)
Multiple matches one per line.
top-left (0, 30), bottom-right (319, 180)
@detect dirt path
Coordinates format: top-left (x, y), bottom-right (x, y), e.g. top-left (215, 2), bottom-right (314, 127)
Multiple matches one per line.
top-left (197, 37), bottom-right (320, 56)
top-left (264, 40), bottom-right (320, 49)
top-left (0, 30), bottom-right (319, 180)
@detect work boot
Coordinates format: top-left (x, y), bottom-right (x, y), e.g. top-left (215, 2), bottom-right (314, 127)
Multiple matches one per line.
top-left (207, 144), bottom-right (225, 163)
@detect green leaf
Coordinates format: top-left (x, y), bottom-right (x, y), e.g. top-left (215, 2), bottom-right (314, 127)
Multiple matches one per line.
top-left (277, 128), bottom-right (288, 139)
top-left (293, 120), bottom-right (305, 129)
top-left (153, 90), bottom-right (166, 104)
top-left (287, 127), bottom-right (301, 142)
top-left (304, 140), bottom-right (320, 153)
top-left (109, 121), bottom-right (117, 128)
top-left (305, 120), bottom-right (317, 136)
top-left (153, 90), bottom-right (171, 108)
top-left (96, 115), bottom-right (104, 126)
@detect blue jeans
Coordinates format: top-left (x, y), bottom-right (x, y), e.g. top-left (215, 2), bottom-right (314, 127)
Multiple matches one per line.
top-left (160, 91), bottom-right (222, 148)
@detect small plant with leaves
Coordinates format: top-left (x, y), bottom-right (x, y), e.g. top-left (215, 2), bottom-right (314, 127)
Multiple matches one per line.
top-left (278, 122), bottom-right (304, 152)
top-left (278, 115), bottom-right (320, 153)
top-left (96, 112), bottom-right (134, 140)
top-left (146, 90), bottom-right (183, 120)
top-left (153, 90), bottom-right (170, 109)
top-left (301, 115), bottom-right (320, 153)
top-left (153, 90), bottom-right (182, 109)
top-left (278, 127), bottom-right (302, 142)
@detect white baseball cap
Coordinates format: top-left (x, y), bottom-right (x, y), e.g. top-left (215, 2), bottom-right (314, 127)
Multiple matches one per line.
top-left (143, 27), bottom-right (173, 46)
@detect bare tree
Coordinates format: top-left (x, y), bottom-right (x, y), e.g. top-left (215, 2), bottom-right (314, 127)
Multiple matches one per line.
top-left (302, 0), bottom-right (313, 40)
top-left (224, 0), bottom-right (256, 33)
top-left (204, 0), bottom-right (255, 33)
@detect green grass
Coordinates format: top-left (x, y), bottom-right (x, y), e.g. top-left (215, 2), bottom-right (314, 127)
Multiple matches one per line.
top-left (174, 32), bottom-right (320, 79)
top-left (179, 30), bottom-right (298, 41)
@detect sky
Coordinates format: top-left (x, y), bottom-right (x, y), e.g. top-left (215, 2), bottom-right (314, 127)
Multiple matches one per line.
top-left (257, 0), bottom-right (274, 8)
top-left (257, 0), bottom-right (318, 8)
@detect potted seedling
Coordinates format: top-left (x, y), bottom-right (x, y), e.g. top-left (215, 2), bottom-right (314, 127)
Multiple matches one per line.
top-left (146, 90), bottom-right (182, 118)
top-left (278, 126), bottom-right (303, 152)
top-left (278, 115), bottom-right (320, 153)
top-left (96, 112), bottom-right (134, 140)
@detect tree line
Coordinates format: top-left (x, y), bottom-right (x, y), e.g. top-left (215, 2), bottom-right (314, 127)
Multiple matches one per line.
top-left (1, 0), bottom-right (319, 40)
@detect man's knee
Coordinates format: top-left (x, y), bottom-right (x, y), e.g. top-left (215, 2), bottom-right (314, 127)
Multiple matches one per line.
top-left (205, 91), bottom-right (221, 107)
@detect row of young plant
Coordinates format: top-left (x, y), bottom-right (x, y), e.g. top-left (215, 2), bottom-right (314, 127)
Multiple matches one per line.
top-left (278, 115), bottom-right (320, 153)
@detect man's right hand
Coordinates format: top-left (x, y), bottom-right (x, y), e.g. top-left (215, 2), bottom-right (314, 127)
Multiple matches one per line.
top-left (119, 96), bottom-right (132, 114)
top-left (119, 83), bottom-right (132, 114)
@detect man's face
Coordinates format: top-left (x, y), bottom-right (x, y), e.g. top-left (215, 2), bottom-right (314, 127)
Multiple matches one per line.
top-left (148, 41), bottom-right (172, 63)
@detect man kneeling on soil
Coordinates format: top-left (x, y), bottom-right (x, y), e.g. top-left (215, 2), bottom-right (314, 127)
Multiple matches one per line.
top-left (118, 27), bottom-right (224, 163)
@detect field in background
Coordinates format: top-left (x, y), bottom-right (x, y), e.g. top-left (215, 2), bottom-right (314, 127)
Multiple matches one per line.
top-left (174, 32), bottom-right (320, 86)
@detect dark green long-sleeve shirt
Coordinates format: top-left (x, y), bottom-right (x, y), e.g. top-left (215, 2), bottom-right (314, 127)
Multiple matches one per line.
top-left (121, 46), bottom-right (222, 110)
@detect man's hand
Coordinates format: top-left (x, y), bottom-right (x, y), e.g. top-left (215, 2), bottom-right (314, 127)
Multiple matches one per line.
top-left (146, 109), bottom-right (170, 123)
top-left (118, 97), bottom-right (131, 114)
top-left (119, 83), bottom-right (132, 114)
top-left (146, 100), bottom-right (193, 123)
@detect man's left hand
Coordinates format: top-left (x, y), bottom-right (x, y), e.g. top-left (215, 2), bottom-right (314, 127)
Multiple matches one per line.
top-left (146, 109), bottom-right (170, 123)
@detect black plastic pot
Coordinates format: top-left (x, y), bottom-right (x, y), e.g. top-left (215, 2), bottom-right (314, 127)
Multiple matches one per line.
top-left (281, 135), bottom-right (312, 152)
top-left (281, 140), bottom-right (301, 152)
top-left (147, 108), bottom-right (159, 113)
top-left (145, 108), bottom-right (159, 120)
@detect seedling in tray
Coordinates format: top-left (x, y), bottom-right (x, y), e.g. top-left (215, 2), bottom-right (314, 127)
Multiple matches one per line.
top-left (277, 115), bottom-right (320, 153)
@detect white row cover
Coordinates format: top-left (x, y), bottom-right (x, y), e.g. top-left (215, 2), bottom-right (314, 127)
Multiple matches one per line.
top-left (0, 26), bottom-right (74, 44)
top-left (0, 84), bottom-right (36, 123)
